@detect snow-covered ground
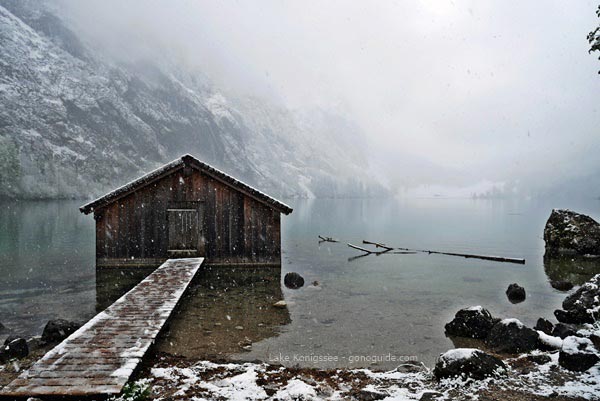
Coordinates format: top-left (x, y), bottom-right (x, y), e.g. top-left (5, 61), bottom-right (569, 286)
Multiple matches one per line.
top-left (109, 351), bottom-right (600, 401)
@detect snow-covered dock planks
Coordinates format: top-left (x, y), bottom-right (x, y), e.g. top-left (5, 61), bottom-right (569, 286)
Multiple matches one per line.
top-left (0, 258), bottom-right (204, 399)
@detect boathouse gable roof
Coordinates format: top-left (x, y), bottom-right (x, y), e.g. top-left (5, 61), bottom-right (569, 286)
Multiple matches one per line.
top-left (79, 154), bottom-right (293, 215)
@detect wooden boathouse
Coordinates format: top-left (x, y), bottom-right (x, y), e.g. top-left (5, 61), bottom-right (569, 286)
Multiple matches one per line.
top-left (80, 154), bottom-right (293, 267)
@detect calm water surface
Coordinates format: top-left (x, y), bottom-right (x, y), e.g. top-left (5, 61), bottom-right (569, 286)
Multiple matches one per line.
top-left (1, 197), bottom-right (600, 369)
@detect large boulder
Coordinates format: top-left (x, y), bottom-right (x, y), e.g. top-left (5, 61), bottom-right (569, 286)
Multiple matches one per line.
top-left (433, 348), bottom-right (507, 380)
top-left (505, 283), bottom-right (526, 303)
top-left (554, 274), bottom-right (600, 324)
top-left (41, 319), bottom-right (81, 343)
top-left (486, 319), bottom-right (539, 354)
top-left (544, 209), bottom-right (600, 256)
top-left (444, 306), bottom-right (497, 339)
top-left (284, 272), bottom-right (305, 289)
top-left (558, 336), bottom-right (600, 372)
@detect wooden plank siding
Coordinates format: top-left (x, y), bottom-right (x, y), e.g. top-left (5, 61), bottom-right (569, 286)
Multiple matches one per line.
top-left (95, 167), bottom-right (282, 267)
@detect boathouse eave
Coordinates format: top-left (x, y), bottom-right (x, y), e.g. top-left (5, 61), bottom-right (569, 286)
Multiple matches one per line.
top-left (79, 154), bottom-right (293, 216)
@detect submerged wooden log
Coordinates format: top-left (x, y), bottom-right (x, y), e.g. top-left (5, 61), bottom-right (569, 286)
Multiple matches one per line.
top-left (396, 247), bottom-right (525, 265)
top-left (318, 235), bottom-right (339, 243)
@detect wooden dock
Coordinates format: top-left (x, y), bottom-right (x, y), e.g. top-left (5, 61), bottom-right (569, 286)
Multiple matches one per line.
top-left (1, 258), bottom-right (204, 399)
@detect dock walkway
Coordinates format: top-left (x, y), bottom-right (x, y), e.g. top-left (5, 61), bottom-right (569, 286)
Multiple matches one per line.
top-left (1, 257), bottom-right (204, 398)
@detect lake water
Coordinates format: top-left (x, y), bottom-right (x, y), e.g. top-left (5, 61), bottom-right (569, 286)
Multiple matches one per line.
top-left (1, 197), bottom-right (600, 370)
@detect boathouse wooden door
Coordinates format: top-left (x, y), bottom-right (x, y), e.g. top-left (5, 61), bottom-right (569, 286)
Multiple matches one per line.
top-left (167, 202), bottom-right (205, 257)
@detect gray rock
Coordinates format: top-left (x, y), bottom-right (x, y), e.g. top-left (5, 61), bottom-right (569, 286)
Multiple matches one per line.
top-left (534, 318), bottom-right (554, 335)
top-left (419, 391), bottom-right (443, 401)
top-left (527, 354), bottom-right (552, 365)
top-left (434, 348), bottom-right (507, 380)
top-left (284, 272), bottom-right (305, 289)
top-left (41, 319), bottom-right (81, 343)
top-left (444, 306), bottom-right (497, 339)
top-left (552, 323), bottom-right (577, 339)
top-left (486, 319), bottom-right (539, 354)
top-left (554, 274), bottom-right (600, 324)
top-left (506, 283), bottom-right (526, 303)
top-left (0, 338), bottom-right (28, 362)
top-left (352, 389), bottom-right (388, 401)
top-left (590, 333), bottom-right (600, 350)
top-left (544, 209), bottom-right (600, 256)
top-left (559, 336), bottom-right (600, 372)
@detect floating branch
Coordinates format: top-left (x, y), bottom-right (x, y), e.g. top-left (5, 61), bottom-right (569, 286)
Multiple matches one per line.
top-left (362, 240), bottom-right (394, 251)
top-left (347, 243), bottom-right (374, 253)
top-left (396, 247), bottom-right (525, 265)
top-left (318, 235), bottom-right (339, 243)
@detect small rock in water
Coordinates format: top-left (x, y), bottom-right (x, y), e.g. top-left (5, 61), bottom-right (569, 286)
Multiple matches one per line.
top-left (444, 306), bottom-right (497, 339)
top-left (534, 318), bottom-right (554, 335)
top-left (552, 323), bottom-right (577, 339)
top-left (0, 322), bottom-right (7, 334)
top-left (433, 348), bottom-right (507, 380)
top-left (550, 280), bottom-right (574, 291)
top-left (284, 272), bottom-right (305, 289)
top-left (273, 300), bottom-right (287, 309)
top-left (559, 336), bottom-right (600, 371)
top-left (41, 319), bottom-right (81, 343)
top-left (312, 280), bottom-right (319, 286)
top-left (486, 319), bottom-right (539, 354)
top-left (506, 283), bottom-right (526, 303)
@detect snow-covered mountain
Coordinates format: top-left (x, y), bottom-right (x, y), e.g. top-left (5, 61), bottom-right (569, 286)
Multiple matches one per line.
top-left (0, 1), bottom-right (387, 199)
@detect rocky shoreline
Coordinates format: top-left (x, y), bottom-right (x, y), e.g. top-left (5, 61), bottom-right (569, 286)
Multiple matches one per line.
top-left (135, 269), bottom-right (600, 401)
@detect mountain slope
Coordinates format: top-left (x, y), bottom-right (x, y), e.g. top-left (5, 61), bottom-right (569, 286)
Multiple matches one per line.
top-left (0, 1), bottom-right (387, 200)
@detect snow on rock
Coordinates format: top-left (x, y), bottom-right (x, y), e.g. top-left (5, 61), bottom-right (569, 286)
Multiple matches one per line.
top-left (559, 336), bottom-right (600, 372)
top-left (536, 331), bottom-right (563, 350)
top-left (499, 318), bottom-right (524, 328)
top-left (274, 379), bottom-right (318, 400)
top-left (439, 348), bottom-right (479, 365)
top-left (434, 348), bottom-right (507, 380)
top-left (561, 336), bottom-right (597, 355)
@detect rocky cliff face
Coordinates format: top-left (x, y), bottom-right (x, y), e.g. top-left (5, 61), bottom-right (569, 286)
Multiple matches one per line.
top-left (0, 1), bottom-right (386, 199)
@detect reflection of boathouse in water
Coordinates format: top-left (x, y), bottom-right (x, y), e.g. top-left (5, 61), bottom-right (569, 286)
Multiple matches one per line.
top-left (80, 154), bottom-right (293, 268)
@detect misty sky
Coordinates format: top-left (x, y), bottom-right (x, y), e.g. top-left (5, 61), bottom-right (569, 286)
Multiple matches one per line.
top-left (60, 0), bottom-right (600, 193)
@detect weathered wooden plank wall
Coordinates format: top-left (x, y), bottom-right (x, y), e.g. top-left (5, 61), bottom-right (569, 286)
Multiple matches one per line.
top-left (95, 167), bottom-right (281, 267)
